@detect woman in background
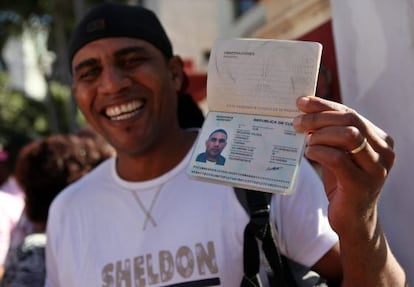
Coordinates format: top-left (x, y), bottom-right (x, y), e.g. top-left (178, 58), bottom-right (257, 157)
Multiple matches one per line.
top-left (1, 133), bottom-right (114, 287)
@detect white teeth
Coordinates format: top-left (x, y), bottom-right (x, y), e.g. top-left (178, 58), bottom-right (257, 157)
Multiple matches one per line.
top-left (105, 100), bottom-right (143, 120)
top-left (111, 110), bottom-right (140, 121)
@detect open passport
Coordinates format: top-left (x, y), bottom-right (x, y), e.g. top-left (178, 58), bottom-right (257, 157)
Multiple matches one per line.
top-left (186, 38), bottom-right (322, 194)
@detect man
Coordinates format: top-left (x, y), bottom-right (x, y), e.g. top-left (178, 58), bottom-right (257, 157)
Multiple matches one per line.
top-left (45, 3), bottom-right (406, 287)
top-left (196, 129), bottom-right (227, 165)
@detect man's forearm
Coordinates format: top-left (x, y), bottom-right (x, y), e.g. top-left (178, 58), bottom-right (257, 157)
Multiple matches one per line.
top-left (339, 211), bottom-right (407, 287)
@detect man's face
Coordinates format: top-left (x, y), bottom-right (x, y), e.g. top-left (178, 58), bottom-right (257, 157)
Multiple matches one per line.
top-left (71, 37), bottom-right (182, 156)
top-left (205, 132), bottom-right (227, 159)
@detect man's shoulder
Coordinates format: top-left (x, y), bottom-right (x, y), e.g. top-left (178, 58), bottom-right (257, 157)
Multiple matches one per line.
top-left (50, 158), bottom-right (113, 210)
top-left (195, 152), bottom-right (206, 161)
top-left (217, 155), bottom-right (226, 165)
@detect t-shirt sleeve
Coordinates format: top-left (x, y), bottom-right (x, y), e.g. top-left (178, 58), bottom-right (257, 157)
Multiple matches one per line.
top-left (270, 158), bottom-right (339, 267)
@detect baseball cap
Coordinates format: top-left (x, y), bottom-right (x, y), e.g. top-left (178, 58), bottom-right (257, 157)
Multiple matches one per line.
top-left (68, 2), bottom-right (173, 68)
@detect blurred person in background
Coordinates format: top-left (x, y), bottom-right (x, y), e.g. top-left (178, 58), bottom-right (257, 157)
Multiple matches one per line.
top-left (0, 192), bottom-right (24, 280)
top-left (0, 136), bottom-right (31, 280)
top-left (0, 135), bottom-right (32, 198)
top-left (0, 135), bottom-right (35, 250)
top-left (0, 133), bottom-right (114, 287)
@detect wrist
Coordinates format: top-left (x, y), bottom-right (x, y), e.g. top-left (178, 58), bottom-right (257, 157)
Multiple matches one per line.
top-left (334, 205), bottom-right (379, 243)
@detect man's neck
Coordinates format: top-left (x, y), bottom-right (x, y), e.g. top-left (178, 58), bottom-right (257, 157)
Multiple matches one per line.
top-left (116, 129), bottom-right (198, 181)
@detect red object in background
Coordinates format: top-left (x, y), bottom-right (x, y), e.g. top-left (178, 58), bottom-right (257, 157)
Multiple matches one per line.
top-left (298, 20), bottom-right (342, 103)
top-left (182, 60), bottom-right (207, 103)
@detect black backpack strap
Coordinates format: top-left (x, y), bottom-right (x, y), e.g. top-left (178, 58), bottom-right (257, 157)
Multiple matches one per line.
top-left (236, 188), bottom-right (298, 287)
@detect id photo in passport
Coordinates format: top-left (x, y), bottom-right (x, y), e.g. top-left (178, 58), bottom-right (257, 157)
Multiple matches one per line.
top-left (195, 128), bottom-right (229, 166)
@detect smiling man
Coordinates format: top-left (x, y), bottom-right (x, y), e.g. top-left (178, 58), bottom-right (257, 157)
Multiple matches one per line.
top-left (44, 3), bottom-right (406, 287)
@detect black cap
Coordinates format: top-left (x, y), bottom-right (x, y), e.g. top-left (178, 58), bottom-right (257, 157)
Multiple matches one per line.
top-left (68, 3), bottom-right (173, 69)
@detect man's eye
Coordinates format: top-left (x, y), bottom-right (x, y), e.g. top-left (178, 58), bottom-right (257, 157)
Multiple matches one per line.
top-left (77, 67), bottom-right (100, 81)
top-left (122, 57), bottom-right (144, 68)
top-left (210, 138), bottom-right (226, 143)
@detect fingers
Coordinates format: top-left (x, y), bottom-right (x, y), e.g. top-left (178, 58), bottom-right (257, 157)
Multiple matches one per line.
top-left (295, 96), bottom-right (396, 239)
top-left (357, 114), bottom-right (395, 171)
top-left (294, 97), bottom-right (361, 134)
top-left (296, 95), bottom-right (353, 114)
top-left (294, 96), bottom-right (395, 180)
top-left (304, 131), bottom-right (386, 182)
top-left (295, 96), bottom-right (392, 148)
top-left (348, 138), bottom-right (367, 155)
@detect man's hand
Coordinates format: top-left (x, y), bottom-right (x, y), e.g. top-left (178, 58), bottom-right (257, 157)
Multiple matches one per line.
top-left (293, 96), bottom-right (394, 234)
top-left (293, 96), bottom-right (406, 287)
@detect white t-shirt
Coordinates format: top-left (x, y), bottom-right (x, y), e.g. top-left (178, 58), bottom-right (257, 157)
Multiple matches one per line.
top-left (45, 148), bottom-right (337, 287)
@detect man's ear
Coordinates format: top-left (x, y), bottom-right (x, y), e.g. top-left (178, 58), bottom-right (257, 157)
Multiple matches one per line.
top-left (168, 56), bottom-right (185, 92)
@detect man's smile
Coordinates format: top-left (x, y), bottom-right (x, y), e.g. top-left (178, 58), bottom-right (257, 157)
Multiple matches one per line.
top-left (104, 99), bottom-right (145, 121)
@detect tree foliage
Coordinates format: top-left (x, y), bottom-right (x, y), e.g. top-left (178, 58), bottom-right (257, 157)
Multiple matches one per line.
top-left (0, 72), bottom-right (48, 138)
top-left (1, 0), bottom-right (81, 137)
top-left (0, 70), bottom-right (88, 142)
top-left (0, 0), bottom-right (138, 140)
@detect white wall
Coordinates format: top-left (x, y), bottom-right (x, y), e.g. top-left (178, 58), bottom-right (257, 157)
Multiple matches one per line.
top-left (143, 0), bottom-right (264, 72)
top-left (330, 0), bottom-right (414, 282)
top-left (145, 0), bottom-right (222, 72)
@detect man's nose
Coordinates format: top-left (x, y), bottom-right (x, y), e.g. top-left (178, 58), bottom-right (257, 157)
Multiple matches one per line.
top-left (97, 66), bottom-right (131, 94)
